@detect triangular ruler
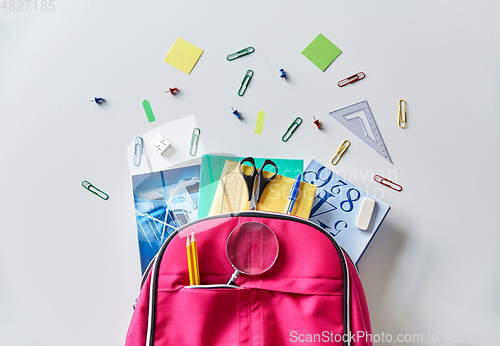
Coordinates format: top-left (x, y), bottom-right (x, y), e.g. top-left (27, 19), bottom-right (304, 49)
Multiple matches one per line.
top-left (329, 100), bottom-right (393, 164)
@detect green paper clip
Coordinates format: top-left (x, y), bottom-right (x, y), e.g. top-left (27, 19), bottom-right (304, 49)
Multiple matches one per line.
top-left (238, 70), bottom-right (254, 96)
top-left (82, 180), bottom-right (109, 200)
top-left (282, 117), bottom-right (303, 142)
top-left (226, 46), bottom-right (255, 61)
top-left (190, 127), bottom-right (201, 156)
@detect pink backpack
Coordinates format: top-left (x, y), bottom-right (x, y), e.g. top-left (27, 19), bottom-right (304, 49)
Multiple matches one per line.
top-left (125, 212), bottom-right (373, 345)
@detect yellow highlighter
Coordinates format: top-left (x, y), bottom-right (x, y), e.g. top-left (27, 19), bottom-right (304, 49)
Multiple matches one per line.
top-left (186, 236), bottom-right (195, 286)
top-left (191, 232), bottom-right (200, 285)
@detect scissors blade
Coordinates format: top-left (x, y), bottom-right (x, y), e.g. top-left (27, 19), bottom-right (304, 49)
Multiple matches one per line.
top-left (248, 179), bottom-right (258, 210)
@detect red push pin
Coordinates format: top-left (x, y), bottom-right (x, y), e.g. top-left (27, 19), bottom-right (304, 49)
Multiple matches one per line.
top-left (313, 116), bottom-right (321, 129)
top-left (165, 87), bottom-right (179, 94)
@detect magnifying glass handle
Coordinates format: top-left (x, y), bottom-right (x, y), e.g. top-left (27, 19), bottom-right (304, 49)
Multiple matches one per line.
top-left (227, 269), bottom-right (241, 286)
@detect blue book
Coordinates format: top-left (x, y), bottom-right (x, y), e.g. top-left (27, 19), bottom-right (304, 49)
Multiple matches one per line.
top-left (131, 164), bottom-right (201, 274)
top-left (303, 159), bottom-right (390, 264)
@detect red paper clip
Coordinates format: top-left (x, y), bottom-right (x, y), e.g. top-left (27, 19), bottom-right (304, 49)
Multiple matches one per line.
top-left (374, 175), bottom-right (402, 192)
top-left (337, 72), bottom-right (366, 87)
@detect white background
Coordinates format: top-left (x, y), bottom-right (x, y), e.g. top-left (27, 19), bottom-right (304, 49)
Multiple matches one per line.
top-left (1, 1), bottom-right (500, 345)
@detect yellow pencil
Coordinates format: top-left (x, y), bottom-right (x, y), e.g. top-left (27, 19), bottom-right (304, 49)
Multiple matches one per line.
top-left (191, 231), bottom-right (200, 285)
top-left (186, 236), bottom-right (195, 285)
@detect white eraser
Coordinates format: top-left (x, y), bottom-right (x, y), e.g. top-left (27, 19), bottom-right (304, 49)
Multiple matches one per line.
top-left (150, 135), bottom-right (171, 155)
top-left (356, 197), bottom-right (375, 231)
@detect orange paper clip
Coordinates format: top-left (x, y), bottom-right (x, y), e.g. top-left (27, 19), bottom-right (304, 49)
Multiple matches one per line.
top-left (337, 72), bottom-right (365, 87)
top-left (374, 175), bottom-right (402, 192)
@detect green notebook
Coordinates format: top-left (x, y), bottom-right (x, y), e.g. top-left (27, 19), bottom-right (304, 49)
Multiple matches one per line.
top-left (198, 154), bottom-right (304, 219)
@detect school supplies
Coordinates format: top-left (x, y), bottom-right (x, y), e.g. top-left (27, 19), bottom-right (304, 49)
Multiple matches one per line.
top-left (150, 134), bottom-right (171, 155)
top-left (398, 99), bottom-right (406, 128)
top-left (329, 100), bottom-right (393, 164)
top-left (282, 117), bottom-right (302, 142)
top-left (189, 128), bottom-right (200, 157)
top-left (133, 136), bottom-right (143, 166)
top-left (142, 100), bottom-right (156, 123)
top-left (374, 175), bottom-right (402, 191)
top-left (231, 107), bottom-right (240, 118)
top-left (285, 174), bottom-right (301, 214)
top-left (303, 159), bottom-right (390, 264)
top-left (186, 236), bottom-right (195, 285)
top-left (301, 33), bottom-right (342, 72)
top-left (165, 87), bottom-right (178, 95)
top-left (226, 221), bottom-right (279, 286)
top-left (255, 110), bottom-right (265, 134)
top-left (279, 69), bottom-right (286, 79)
top-left (208, 160), bottom-right (316, 218)
top-left (238, 157), bottom-right (278, 211)
top-left (331, 140), bottom-right (350, 165)
top-left (198, 155), bottom-right (304, 219)
top-left (238, 70), bottom-right (253, 96)
top-left (82, 180), bottom-right (108, 200)
top-left (125, 213), bottom-right (373, 346)
top-left (226, 46), bottom-right (254, 61)
top-left (337, 72), bottom-right (366, 87)
top-left (191, 232), bottom-right (200, 285)
top-left (164, 37), bottom-right (204, 74)
top-left (356, 197), bottom-right (375, 231)
top-left (312, 116), bottom-right (321, 129)
top-left (90, 97), bottom-right (104, 104)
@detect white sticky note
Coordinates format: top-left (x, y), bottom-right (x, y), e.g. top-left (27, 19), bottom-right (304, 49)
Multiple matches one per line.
top-left (356, 197), bottom-right (375, 231)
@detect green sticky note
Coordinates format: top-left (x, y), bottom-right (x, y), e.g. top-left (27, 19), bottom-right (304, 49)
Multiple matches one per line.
top-left (142, 100), bottom-right (156, 123)
top-left (302, 33), bottom-right (342, 72)
top-left (255, 110), bottom-right (265, 134)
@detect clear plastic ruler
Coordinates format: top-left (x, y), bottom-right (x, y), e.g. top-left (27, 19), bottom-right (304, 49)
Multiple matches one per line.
top-left (220, 171), bottom-right (246, 213)
top-left (329, 100), bottom-right (393, 164)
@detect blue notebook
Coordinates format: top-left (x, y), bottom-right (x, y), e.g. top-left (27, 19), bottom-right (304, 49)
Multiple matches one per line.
top-left (131, 164), bottom-right (201, 273)
top-left (303, 159), bottom-right (390, 263)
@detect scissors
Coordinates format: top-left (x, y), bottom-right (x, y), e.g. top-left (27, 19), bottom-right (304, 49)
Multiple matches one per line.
top-left (238, 157), bottom-right (278, 211)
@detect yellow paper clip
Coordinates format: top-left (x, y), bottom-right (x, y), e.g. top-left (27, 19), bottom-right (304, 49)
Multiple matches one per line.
top-left (190, 127), bottom-right (200, 156)
top-left (398, 99), bottom-right (406, 128)
top-left (331, 140), bottom-right (350, 165)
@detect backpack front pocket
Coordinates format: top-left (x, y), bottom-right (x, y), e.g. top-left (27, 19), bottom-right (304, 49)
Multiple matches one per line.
top-left (154, 287), bottom-right (251, 346)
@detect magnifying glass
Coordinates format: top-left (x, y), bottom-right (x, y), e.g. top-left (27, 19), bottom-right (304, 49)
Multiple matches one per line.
top-left (226, 222), bottom-right (279, 286)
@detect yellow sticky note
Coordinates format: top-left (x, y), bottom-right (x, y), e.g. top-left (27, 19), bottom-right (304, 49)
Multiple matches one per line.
top-left (164, 38), bottom-right (204, 74)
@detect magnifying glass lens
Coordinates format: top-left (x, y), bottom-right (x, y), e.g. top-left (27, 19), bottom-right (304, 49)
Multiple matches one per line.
top-left (226, 222), bottom-right (279, 285)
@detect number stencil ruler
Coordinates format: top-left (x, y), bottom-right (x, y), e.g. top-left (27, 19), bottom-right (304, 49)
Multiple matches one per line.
top-left (219, 171), bottom-right (246, 213)
top-left (329, 100), bottom-right (393, 164)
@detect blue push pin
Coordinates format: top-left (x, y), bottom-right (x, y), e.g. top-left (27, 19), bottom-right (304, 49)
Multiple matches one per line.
top-left (90, 97), bottom-right (104, 104)
top-left (231, 107), bottom-right (241, 118)
top-left (279, 69), bottom-right (286, 80)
